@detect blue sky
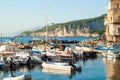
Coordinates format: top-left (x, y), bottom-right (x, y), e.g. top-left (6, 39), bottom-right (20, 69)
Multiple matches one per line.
top-left (0, 0), bottom-right (108, 36)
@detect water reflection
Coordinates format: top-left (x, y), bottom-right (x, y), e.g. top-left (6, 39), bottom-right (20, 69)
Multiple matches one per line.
top-left (42, 68), bottom-right (72, 75)
top-left (102, 58), bottom-right (120, 80)
top-left (18, 65), bottom-right (42, 72)
top-left (0, 57), bottom-right (107, 80)
top-left (0, 65), bottom-right (42, 79)
top-left (42, 68), bottom-right (76, 78)
top-left (79, 56), bottom-right (98, 67)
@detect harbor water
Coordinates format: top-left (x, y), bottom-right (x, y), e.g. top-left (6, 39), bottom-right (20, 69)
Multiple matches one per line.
top-left (1, 57), bottom-right (120, 80)
top-left (1, 36), bottom-right (98, 43)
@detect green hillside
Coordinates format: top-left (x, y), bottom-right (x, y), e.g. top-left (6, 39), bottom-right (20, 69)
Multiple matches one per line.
top-left (20, 14), bottom-right (106, 36)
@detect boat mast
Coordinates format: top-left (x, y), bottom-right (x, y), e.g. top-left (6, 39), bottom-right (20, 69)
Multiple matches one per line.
top-left (45, 0), bottom-right (48, 51)
top-left (14, 33), bottom-right (18, 57)
top-left (32, 31), bottom-right (35, 43)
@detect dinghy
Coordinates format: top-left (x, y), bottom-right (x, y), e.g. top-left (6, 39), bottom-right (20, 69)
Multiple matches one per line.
top-left (42, 62), bottom-right (73, 72)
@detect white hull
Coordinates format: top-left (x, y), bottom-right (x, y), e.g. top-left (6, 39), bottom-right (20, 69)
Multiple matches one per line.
top-left (3, 75), bottom-right (25, 80)
top-left (3, 74), bottom-right (32, 80)
top-left (42, 62), bottom-right (73, 72)
top-left (75, 46), bottom-right (92, 51)
top-left (102, 50), bottom-right (120, 59)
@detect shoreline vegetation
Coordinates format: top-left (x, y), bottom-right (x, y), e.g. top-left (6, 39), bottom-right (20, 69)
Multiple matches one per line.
top-left (19, 14), bottom-right (105, 37)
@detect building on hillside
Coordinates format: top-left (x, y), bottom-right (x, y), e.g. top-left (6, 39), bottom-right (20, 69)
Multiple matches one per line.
top-left (105, 0), bottom-right (120, 42)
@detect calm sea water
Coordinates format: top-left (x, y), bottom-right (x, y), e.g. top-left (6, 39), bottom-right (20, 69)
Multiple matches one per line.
top-left (1, 57), bottom-right (120, 80)
top-left (1, 36), bottom-right (98, 43)
top-left (1, 36), bottom-right (120, 80)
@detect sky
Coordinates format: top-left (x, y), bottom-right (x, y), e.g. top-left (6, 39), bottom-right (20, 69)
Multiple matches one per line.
top-left (0, 0), bottom-right (108, 36)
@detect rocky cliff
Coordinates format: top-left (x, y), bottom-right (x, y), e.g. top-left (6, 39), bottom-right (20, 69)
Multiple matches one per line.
top-left (20, 14), bottom-right (105, 37)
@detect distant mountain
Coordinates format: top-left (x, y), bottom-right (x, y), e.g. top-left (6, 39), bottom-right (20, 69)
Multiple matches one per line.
top-left (14, 26), bottom-right (41, 36)
top-left (19, 14), bottom-right (106, 37)
top-left (26, 26), bottom-right (42, 31)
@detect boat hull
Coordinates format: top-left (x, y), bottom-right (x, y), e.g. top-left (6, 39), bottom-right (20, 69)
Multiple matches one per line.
top-left (3, 74), bottom-right (32, 80)
top-left (42, 62), bottom-right (73, 72)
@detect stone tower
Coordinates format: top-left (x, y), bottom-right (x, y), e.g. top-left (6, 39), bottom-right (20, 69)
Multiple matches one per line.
top-left (105, 0), bottom-right (120, 42)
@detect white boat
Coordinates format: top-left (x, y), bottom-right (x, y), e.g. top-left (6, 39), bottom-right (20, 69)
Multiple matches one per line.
top-left (75, 46), bottom-right (93, 51)
top-left (42, 62), bottom-right (73, 72)
top-left (32, 46), bottom-right (45, 52)
top-left (3, 74), bottom-right (32, 80)
top-left (15, 51), bottom-right (30, 59)
top-left (40, 47), bottom-right (76, 61)
top-left (102, 50), bottom-right (120, 59)
top-left (106, 50), bottom-right (115, 58)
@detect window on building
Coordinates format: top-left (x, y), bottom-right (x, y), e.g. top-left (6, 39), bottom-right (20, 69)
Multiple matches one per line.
top-left (117, 4), bottom-right (119, 8)
top-left (118, 16), bottom-right (120, 20)
top-left (111, 17), bottom-right (112, 22)
top-left (118, 28), bottom-right (120, 34)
